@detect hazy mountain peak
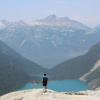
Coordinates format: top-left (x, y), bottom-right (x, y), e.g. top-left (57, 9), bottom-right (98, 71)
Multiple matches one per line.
top-left (59, 17), bottom-right (70, 21)
top-left (44, 14), bottom-right (57, 21)
top-left (41, 15), bottom-right (70, 22)
top-left (33, 15), bottom-right (90, 30)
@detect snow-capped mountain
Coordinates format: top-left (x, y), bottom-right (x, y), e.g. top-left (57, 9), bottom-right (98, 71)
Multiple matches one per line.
top-left (27, 15), bottom-right (90, 31)
top-left (0, 20), bottom-right (10, 30)
top-left (0, 15), bottom-right (100, 68)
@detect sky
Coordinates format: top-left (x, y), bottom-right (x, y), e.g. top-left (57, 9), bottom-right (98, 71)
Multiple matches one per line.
top-left (0, 0), bottom-right (100, 27)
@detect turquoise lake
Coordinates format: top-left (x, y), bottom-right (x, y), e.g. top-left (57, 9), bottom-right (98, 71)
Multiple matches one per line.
top-left (20, 80), bottom-right (88, 92)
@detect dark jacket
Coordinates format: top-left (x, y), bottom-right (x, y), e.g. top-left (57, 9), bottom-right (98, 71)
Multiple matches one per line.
top-left (42, 76), bottom-right (48, 86)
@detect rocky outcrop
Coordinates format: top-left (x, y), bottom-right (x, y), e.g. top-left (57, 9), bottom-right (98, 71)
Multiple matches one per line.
top-left (1, 89), bottom-right (100, 100)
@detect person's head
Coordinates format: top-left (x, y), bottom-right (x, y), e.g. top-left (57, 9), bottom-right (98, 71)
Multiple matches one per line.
top-left (44, 74), bottom-right (46, 76)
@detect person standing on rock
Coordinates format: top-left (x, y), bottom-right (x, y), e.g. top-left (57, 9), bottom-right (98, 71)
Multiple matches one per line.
top-left (42, 74), bottom-right (48, 92)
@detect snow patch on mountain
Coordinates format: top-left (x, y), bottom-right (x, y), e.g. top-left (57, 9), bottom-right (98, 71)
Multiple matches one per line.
top-left (80, 60), bottom-right (100, 81)
top-left (19, 39), bottom-right (26, 48)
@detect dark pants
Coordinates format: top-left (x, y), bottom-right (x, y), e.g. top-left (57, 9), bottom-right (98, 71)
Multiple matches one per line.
top-left (43, 83), bottom-right (47, 92)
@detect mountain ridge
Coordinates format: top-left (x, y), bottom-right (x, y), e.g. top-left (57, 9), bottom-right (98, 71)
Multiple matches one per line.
top-left (0, 15), bottom-right (100, 68)
top-left (0, 40), bottom-right (46, 95)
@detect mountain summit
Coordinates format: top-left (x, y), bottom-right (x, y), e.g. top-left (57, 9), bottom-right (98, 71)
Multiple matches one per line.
top-left (36, 15), bottom-right (90, 30)
top-left (44, 14), bottom-right (57, 21)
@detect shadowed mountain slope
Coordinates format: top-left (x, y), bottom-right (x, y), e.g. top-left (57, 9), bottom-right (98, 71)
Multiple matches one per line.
top-left (0, 40), bottom-right (46, 95)
top-left (49, 42), bottom-right (100, 80)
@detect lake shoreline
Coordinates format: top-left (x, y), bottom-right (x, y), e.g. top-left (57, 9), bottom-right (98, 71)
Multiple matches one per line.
top-left (19, 80), bottom-right (88, 92)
